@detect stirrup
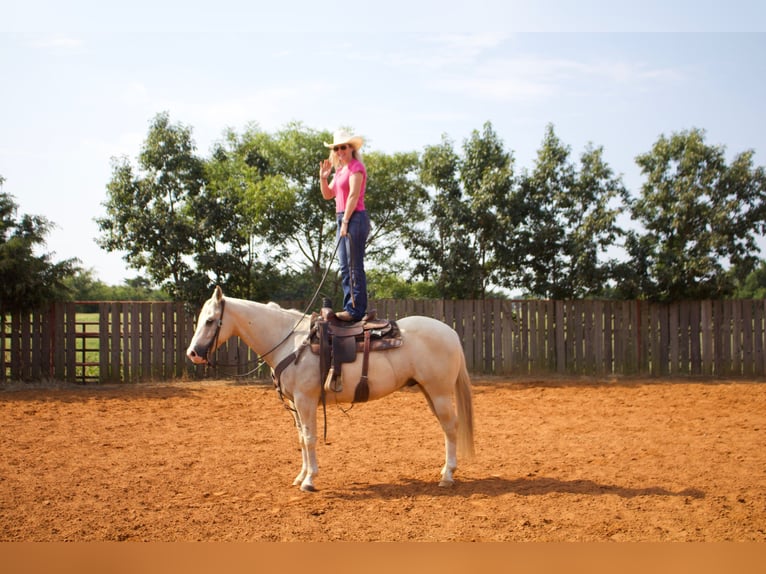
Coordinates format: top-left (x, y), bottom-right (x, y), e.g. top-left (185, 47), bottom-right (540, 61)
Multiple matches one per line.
top-left (324, 368), bottom-right (342, 392)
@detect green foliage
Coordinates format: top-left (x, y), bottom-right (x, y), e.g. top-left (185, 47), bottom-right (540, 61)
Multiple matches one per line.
top-left (413, 135), bottom-right (473, 296)
top-left (91, 116), bottom-right (766, 303)
top-left (199, 125), bottom-right (288, 300)
top-left (732, 260), bottom-right (766, 299)
top-left (99, 119), bottom-right (440, 304)
top-left (364, 150), bottom-right (429, 266)
top-left (625, 128), bottom-right (766, 301)
top-left (62, 269), bottom-right (171, 302)
top-left (201, 123), bottom-right (343, 302)
top-left (413, 122), bottom-right (514, 298)
top-left (258, 123), bottom-right (336, 284)
top-left (367, 269), bottom-right (440, 299)
top-left (502, 124), bottom-right (628, 299)
top-left (96, 112), bottom-right (209, 303)
top-left (0, 179), bottom-right (79, 312)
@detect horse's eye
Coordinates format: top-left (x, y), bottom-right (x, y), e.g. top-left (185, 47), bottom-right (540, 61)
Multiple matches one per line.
top-left (205, 319), bottom-right (214, 326)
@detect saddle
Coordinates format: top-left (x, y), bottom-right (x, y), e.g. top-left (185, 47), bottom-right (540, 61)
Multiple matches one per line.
top-left (310, 304), bottom-right (402, 402)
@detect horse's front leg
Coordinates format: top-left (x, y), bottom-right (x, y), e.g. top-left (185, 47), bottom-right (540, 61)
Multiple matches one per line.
top-left (292, 394), bottom-right (319, 492)
top-left (288, 403), bottom-right (309, 488)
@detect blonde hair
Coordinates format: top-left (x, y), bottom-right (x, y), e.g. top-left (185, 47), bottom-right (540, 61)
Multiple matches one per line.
top-left (329, 146), bottom-right (363, 168)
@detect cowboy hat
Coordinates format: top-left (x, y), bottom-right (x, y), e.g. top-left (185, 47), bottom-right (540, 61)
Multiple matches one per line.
top-left (324, 129), bottom-right (364, 150)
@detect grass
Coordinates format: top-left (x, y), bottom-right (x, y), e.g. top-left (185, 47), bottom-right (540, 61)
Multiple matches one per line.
top-left (75, 312), bottom-right (100, 382)
top-left (2, 312), bottom-right (102, 383)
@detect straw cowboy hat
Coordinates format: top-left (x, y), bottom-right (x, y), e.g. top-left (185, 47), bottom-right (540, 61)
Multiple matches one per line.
top-left (324, 129), bottom-right (364, 150)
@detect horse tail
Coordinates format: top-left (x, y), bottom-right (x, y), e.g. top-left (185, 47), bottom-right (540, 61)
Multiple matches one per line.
top-left (455, 352), bottom-right (475, 459)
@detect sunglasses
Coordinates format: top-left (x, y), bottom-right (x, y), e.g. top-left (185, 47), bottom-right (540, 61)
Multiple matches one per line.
top-left (333, 144), bottom-right (349, 152)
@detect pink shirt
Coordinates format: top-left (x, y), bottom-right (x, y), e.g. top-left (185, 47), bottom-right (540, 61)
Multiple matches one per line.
top-left (330, 158), bottom-right (366, 213)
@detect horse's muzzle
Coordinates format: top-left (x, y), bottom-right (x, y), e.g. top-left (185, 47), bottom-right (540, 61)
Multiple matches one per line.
top-left (186, 347), bottom-right (209, 365)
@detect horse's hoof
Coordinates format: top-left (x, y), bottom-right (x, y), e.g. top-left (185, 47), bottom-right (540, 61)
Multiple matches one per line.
top-left (438, 479), bottom-right (454, 488)
top-left (300, 483), bottom-right (317, 492)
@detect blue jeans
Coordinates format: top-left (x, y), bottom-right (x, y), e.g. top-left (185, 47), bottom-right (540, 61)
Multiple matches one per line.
top-left (337, 211), bottom-right (370, 320)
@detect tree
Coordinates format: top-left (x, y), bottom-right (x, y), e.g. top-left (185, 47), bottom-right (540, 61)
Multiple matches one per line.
top-left (502, 124), bottom-right (627, 298)
top-left (200, 125), bottom-right (293, 301)
top-left (61, 268), bottom-right (111, 301)
top-left (236, 124), bottom-right (431, 299)
top-left (259, 123), bottom-right (336, 285)
top-left (202, 122), bottom-right (340, 301)
top-left (62, 269), bottom-right (170, 302)
top-left (413, 136), bottom-right (479, 298)
top-left (204, 123), bottom-right (431, 303)
top-left (0, 176), bottom-right (79, 312)
top-left (732, 260), bottom-right (766, 299)
top-left (567, 142), bottom-right (629, 295)
top-left (366, 269), bottom-right (440, 299)
top-left (362, 149), bottom-right (429, 270)
top-left (625, 128), bottom-right (766, 301)
top-left (413, 122), bottom-right (514, 298)
top-left (461, 123), bottom-right (516, 296)
top-left (96, 112), bottom-right (209, 302)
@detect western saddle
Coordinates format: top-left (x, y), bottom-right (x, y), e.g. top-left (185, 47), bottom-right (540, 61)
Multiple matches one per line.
top-left (311, 300), bottom-right (402, 402)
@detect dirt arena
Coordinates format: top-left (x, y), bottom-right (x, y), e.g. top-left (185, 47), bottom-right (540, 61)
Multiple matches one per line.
top-left (1, 376), bottom-right (764, 542)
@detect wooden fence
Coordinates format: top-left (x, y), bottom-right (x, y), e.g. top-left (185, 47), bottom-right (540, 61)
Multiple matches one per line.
top-left (3, 299), bottom-right (766, 383)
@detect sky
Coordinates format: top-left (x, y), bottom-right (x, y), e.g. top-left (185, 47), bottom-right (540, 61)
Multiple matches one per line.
top-left (2, 0), bottom-right (766, 286)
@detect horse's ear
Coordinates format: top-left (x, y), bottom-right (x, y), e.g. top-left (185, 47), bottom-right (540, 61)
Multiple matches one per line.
top-left (214, 285), bottom-right (223, 301)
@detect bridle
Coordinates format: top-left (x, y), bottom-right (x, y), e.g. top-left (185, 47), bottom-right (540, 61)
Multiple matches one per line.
top-left (205, 298), bottom-right (226, 366)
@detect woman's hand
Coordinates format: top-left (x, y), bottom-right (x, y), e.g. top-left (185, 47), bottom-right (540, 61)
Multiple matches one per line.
top-left (319, 159), bottom-right (332, 180)
top-left (319, 159), bottom-right (335, 200)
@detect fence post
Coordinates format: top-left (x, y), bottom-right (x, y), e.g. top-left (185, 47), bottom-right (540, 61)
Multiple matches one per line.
top-left (701, 300), bottom-right (713, 376)
top-left (757, 301), bottom-right (766, 377)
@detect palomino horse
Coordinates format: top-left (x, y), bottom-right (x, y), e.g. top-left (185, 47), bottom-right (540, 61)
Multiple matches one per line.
top-left (186, 286), bottom-right (474, 492)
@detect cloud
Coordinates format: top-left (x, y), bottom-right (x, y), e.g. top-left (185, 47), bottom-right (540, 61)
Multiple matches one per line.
top-left (119, 82), bottom-right (151, 106)
top-left (434, 55), bottom-right (681, 102)
top-left (31, 35), bottom-right (84, 51)
top-left (79, 131), bottom-right (146, 163)
top-left (353, 33), bottom-right (679, 104)
top-left (425, 32), bottom-right (509, 58)
top-left (344, 32), bottom-right (507, 73)
top-left (157, 82), bottom-right (337, 146)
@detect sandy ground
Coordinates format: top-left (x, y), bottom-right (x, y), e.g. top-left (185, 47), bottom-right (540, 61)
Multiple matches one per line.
top-left (0, 376), bottom-right (764, 542)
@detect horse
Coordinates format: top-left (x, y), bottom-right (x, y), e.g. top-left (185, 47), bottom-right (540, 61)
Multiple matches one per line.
top-left (186, 286), bottom-right (474, 492)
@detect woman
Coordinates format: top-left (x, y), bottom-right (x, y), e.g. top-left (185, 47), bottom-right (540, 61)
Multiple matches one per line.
top-left (319, 129), bottom-right (370, 322)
